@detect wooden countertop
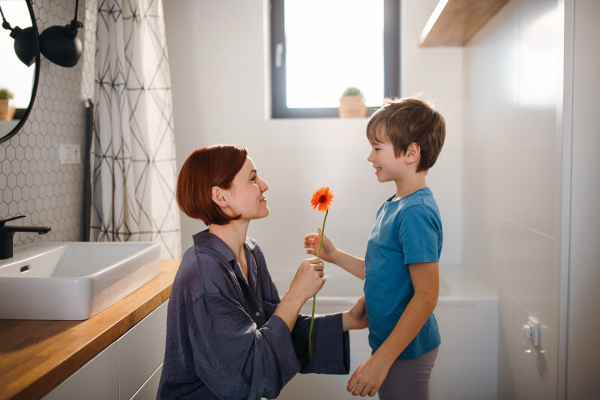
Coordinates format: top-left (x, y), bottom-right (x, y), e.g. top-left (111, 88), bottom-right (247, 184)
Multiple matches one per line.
top-left (0, 259), bottom-right (181, 400)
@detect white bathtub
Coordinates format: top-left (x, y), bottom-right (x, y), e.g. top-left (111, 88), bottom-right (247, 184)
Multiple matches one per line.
top-left (273, 265), bottom-right (499, 400)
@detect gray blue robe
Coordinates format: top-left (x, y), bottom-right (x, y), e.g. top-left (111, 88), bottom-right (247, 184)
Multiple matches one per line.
top-left (157, 230), bottom-right (350, 400)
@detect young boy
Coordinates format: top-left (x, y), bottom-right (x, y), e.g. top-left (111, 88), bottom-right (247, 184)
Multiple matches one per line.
top-left (304, 97), bottom-right (445, 399)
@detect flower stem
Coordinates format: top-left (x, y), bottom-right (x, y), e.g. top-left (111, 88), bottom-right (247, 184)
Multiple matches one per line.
top-left (309, 209), bottom-right (328, 360)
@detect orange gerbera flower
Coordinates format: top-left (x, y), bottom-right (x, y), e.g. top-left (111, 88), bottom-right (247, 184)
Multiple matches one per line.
top-left (310, 187), bottom-right (334, 212)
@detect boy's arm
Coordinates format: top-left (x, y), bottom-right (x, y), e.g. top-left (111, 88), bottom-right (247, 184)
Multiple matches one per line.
top-left (346, 261), bottom-right (439, 397)
top-left (331, 249), bottom-right (365, 280)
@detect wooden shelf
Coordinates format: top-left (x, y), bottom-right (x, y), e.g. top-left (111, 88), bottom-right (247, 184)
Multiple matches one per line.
top-left (419, 0), bottom-right (510, 47)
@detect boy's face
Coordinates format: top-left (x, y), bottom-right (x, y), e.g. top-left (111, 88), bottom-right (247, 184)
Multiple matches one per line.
top-left (367, 140), bottom-right (407, 183)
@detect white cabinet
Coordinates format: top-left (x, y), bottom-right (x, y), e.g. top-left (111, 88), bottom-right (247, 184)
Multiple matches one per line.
top-left (131, 365), bottom-right (163, 400)
top-left (118, 301), bottom-right (168, 399)
top-left (43, 342), bottom-right (119, 400)
top-left (43, 300), bottom-right (169, 400)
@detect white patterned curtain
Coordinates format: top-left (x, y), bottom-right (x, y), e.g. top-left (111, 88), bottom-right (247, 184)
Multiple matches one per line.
top-left (90, 0), bottom-right (181, 258)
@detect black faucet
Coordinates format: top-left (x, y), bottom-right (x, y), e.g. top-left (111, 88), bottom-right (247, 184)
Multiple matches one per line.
top-left (0, 216), bottom-right (51, 260)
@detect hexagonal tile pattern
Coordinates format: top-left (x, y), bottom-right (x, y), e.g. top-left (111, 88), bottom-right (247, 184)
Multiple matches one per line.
top-left (1, 0), bottom-right (91, 247)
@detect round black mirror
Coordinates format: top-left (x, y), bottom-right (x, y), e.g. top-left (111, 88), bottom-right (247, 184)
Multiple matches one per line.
top-left (0, 0), bottom-right (40, 144)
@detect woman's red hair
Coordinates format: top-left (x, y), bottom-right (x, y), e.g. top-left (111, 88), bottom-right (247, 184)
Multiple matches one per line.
top-left (176, 145), bottom-right (248, 225)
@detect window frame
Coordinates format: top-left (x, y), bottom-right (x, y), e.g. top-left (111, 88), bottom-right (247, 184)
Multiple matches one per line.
top-left (270, 0), bottom-right (400, 119)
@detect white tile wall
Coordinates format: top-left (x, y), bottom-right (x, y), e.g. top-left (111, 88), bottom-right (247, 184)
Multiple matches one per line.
top-left (462, 0), bottom-right (563, 398)
top-left (565, 0), bottom-right (600, 397)
top-left (431, 352), bottom-right (498, 400)
top-left (0, 0), bottom-right (91, 246)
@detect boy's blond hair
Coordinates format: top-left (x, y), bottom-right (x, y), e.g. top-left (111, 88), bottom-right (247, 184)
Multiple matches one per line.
top-left (367, 97), bottom-right (446, 172)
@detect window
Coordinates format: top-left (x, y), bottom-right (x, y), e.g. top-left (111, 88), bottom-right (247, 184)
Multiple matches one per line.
top-left (270, 0), bottom-right (400, 118)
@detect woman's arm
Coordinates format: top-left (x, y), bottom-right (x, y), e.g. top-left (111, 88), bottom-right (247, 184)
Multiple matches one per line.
top-left (304, 228), bottom-right (366, 280)
top-left (342, 297), bottom-right (368, 332)
top-left (274, 257), bottom-right (326, 331)
top-left (346, 262), bottom-right (439, 397)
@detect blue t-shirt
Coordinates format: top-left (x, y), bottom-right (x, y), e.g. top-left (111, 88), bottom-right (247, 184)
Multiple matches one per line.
top-left (364, 187), bottom-right (442, 360)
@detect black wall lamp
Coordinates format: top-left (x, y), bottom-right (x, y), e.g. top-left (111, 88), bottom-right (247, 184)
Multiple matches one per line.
top-left (1, 0), bottom-right (83, 68)
top-left (39, 0), bottom-right (83, 67)
top-left (0, 4), bottom-right (36, 67)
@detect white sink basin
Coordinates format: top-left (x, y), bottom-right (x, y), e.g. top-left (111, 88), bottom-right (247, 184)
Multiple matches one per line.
top-left (0, 242), bottom-right (161, 320)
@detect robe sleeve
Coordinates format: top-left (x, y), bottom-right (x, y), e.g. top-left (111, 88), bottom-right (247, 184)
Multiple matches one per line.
top-left (187, 292), bottom-right (300, 400)
top-left (260, 301), bottom-right (351, 376)
top-left (292, 311), bottom-right (350, 374)
top-left (258, 254), bottom-right (351, 376)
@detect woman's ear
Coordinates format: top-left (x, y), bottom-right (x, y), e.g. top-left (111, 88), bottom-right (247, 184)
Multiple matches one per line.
top-left (405, 142), bottom-right (421, 165)
top-left (211, 186), bottom-right (229, 207)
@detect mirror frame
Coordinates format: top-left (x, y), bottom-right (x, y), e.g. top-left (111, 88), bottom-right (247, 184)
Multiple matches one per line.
top-left (0, 0), bottom-right (40, 144)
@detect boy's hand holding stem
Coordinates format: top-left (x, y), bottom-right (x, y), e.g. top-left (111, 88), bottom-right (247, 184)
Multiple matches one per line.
top-left (303, 229), bottom-right (369, 331)
top-left (304, 227), bottom-right (366, 280)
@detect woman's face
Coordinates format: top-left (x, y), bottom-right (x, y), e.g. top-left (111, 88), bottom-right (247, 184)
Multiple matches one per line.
top-left (227, 157), bottom-right (270, 221)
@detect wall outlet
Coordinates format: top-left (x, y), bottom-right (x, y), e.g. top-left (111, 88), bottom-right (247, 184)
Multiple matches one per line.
top-left (60, 144), bottom-right (81, 165)
top-left (522, 316), bottom-right (540, 353)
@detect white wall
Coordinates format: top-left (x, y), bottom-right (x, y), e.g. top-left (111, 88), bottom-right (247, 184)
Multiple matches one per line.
top-left (462, 0), bottom-right (563, 398)
top-left (163, 0), bottom-right (463, 288)
top-left (564, 0), bottom-right (600, 398)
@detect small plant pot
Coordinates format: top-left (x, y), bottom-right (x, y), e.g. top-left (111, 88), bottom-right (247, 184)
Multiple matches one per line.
top-left (338, 95), bottom-right (367, 118)
top-left (0, 99), bottom-right (16, 121)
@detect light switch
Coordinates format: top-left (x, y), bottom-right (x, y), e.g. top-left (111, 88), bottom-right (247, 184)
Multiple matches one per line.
top-left (60, 144), bottom-right (81, 165)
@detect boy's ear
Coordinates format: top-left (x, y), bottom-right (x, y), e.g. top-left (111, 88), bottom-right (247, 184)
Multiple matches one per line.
top-left (211, 186), bottom-right (228, 207)
top-left (405, 143), bottom-right (421, 164)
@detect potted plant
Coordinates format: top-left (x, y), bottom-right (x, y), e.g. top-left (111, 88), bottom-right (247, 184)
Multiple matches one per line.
top-left (338, 86), bottom-right (367, 118)
top-left (0, 87), bottom-right (16, 121)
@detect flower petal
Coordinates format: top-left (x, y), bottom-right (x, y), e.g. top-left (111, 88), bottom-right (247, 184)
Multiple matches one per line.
top-left (310, 187), bottom-right (334, 212)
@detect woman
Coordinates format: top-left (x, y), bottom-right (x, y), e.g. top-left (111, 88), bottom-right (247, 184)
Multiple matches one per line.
top-left (158, 145), bottom-right (368, 400)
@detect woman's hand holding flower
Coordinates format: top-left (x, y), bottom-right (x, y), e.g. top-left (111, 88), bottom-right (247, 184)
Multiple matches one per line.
top-left (288, 257), bottom-right (326, 302)
top-left (276, 257), bottom-right (326, 332)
